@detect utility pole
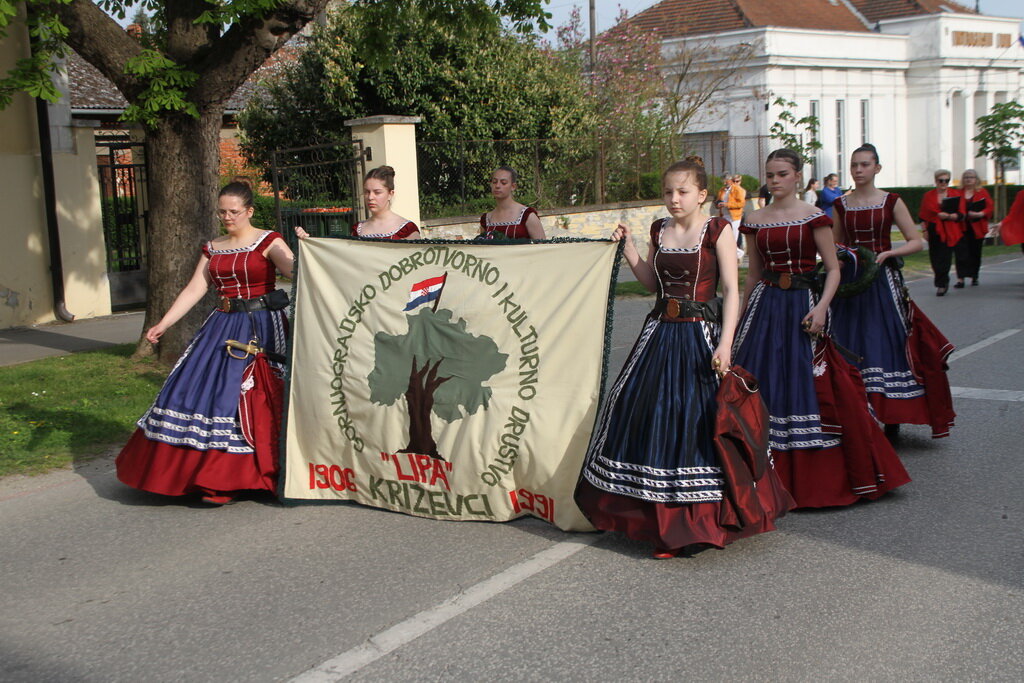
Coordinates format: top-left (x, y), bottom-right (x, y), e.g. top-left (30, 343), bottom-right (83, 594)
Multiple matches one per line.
top-left (589, 0), bottom-right (604, 203)
top-left (589, 0), bottom-right (596, 82)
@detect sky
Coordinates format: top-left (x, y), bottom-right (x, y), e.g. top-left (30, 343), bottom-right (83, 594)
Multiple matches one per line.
top-left (538, 0), bottom-right (1024, 36)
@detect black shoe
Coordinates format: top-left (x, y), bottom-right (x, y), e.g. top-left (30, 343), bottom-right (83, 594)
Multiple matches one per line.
top-left (971, 278), bottom-right (979, 286)
top-left (884, 424), bottom-right (901, 443)
top-left (936, 287), bottom-right (947, 296)
top-left (953, 280), bottom-right (965, 289)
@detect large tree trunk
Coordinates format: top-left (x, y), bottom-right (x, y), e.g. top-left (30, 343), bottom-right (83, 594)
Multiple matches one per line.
top-left (135, 110), bottom-right (223, 363)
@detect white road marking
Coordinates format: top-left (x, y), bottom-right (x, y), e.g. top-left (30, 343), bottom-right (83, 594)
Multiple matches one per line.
top-left (290, 534), bottom-right (601, 681)
top-left (950, 387), bottom-right (1024, 402)
top-left (948, 329), bottom-right (1021, 363)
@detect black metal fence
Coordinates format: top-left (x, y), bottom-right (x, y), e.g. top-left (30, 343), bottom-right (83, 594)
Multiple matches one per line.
top-left (96, 133), bottom-right (149, 309)
top-left (416, 134), bottom-right (781, 220)
top-left (97, 135), bottom-right (148, 273)
top-left (271, 141), bottom-right (367, 250)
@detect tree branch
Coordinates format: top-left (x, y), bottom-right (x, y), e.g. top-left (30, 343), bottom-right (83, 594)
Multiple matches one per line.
top-left (46, 0), bottom-right (145, 99)
top-left (189, 0), bottom-right (328, 108)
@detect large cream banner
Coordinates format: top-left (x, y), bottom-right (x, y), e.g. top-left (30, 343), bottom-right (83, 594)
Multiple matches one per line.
top-left (282, 238), bottom-right (621, 530)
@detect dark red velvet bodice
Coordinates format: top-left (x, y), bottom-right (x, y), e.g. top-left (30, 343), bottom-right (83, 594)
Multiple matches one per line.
top-left (202, 230), bottom-right (282, 299)
top-left (480, 206), bottom-right (538, 239)
top-left (740, 212), bottom-right (832, 273)
top-left (834, 192), bottom-right (898, 253)
top-left (650, 217), bottom-right (727, 301)
top-left (354, 221), bottom-right (418, 240)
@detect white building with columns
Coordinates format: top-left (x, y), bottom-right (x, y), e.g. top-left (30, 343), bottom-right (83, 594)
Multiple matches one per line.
top-left (629, 0), bottom-right (1024, 188)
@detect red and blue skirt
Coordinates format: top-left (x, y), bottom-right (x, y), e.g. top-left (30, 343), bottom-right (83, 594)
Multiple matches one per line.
top-left (116, 307), bottom-right (288, 497)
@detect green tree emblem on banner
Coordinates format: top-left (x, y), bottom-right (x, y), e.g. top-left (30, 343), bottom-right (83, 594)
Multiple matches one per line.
top-left (368, 308), bottom-right (508, 459)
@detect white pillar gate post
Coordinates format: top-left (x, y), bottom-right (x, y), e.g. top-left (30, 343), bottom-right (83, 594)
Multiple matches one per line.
top-left (344, 115), bottom-right (423, 226)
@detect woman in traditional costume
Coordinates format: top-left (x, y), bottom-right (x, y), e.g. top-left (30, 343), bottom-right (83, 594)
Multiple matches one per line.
top-left (952, 169), bottom-right (993, 288)
top-left (732, 149), bottom-right (910, 509)
top-left (918, 169), bottom-right (961, 296)
top-left (576, 157), bottom-right (794, 558)
top-left (296, 166), bottom-right (419, 241)
top-left (830, 144), bottom-right (955, 441)
top-left (997, 189), bottom-right (1024, 250)
top-left (479, 166), bottom-right (545, 240)
top-left (116, 178), bottom-right (293, 505)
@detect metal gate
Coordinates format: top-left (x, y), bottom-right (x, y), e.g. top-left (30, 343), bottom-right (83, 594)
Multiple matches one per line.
top-left (97, 135), bottom-right (149, 309)
top-left (271, 140), bottom-right (366, 251)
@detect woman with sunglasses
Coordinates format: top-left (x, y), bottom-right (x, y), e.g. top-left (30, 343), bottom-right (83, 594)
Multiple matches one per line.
top-left (918, 170), bottom-right (961, 296)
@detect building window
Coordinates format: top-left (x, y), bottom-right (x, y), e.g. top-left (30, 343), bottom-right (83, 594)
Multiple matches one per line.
top-left (836, 100), bottom-right (845, 184)
top-left (860, 99), bottom-right (870, 144)
top-left (810, 100), bottom-right (821, 176)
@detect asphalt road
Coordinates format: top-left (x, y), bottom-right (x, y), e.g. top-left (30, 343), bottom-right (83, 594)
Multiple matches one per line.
top-left (2, 256), bottom-right (1022, 682)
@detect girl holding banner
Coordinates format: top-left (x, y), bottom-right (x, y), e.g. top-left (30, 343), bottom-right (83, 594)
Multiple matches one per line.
top-left (576, 157), bottom-right (794, 558)
top-left (479, 166), bottom-right (545, 240)
top-left (295, 166), bottom-right (419, 241)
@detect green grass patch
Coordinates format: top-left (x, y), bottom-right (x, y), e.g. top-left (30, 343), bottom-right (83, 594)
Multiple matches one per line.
top-left (0, 345), bottom-right (165, 477)
top-left (614, 280), bottom-right (655, 297)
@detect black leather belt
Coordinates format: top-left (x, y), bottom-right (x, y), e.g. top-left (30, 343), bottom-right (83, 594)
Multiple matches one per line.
top-left (216, 289), bottom-right (289, 313)
top-left (761, 270), bottom-right (819, 291)
top-left (652, 296), bottom-right (722, 323)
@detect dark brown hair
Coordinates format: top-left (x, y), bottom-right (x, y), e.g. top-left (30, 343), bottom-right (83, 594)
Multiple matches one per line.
top-left (365, 165), bottom-right (396, 191)
top-left (852, 142), bottom-right (880, 164)
top-left (493, 166), bottom-right (519, 184)
top-left (662, 155), bottom-right (707, 191)
top-left (219, 175), bottom-right (254, 208)
top-left (766, 148), bottom-right (803, 173)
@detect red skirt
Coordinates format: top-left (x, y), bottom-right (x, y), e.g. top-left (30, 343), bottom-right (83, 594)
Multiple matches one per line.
top-left (770, 443), bottom-right (911, 509)
top-left (576, 466), bottom-right (794, 551)
top-left (115, 430), bottom-right (277, 497)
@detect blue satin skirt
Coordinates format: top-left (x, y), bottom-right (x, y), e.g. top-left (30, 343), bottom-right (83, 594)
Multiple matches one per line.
top-left (732, 282), bottom-right (839, 452)
top-left (581, 317), bottom-right (724, 504)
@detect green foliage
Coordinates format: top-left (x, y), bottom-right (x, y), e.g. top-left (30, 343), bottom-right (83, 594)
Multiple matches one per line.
top-left (878, 185), bottom-right (1023, 222)
top-left (768, 97), bottom-right (822, 164)
top-left (241, 5), bottom-right (675, 216)
top-left (973, 101), bottom-right (1024, 179)
top-left (738, 174), bottom-right (760, 195)
top-left (0, 0), bottom-right (71, 107)
top-left (121, 49), bottom-right (199, 126)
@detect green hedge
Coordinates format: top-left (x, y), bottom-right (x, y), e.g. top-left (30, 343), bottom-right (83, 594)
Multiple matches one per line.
top-left (882, 184), bottom-right (1023, 221)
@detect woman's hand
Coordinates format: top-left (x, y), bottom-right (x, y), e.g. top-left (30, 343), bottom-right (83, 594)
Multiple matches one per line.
top-left (611, 223), bottom-right (638, 258)
top-left (610, 223), bottom-right (630, 241)
top-left (937, 212), bottom-right (950, 221)
top-left (145, 322), bottom-right (168, 344)
top-left (801, 305), bottom-right (827, 335)
top-left (876, 250), bottom-right (892, 265)
top-left (712, 345), bottom-right (731, 375)
top-left (294, 226), bottom-right (310, 240)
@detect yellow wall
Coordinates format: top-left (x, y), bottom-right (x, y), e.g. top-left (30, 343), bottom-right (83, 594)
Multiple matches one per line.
top-left (54, 126), bottom-right (112, 320)
top-left (0, 10), bottom-right (53, 328)
top-left (0, 11), bottom-right (111, 328)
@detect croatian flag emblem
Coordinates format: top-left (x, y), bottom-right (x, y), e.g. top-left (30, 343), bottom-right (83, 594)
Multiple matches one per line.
top-left (403, 273), bottom-right (448, 311)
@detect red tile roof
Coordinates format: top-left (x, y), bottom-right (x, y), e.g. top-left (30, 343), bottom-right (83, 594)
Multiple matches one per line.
top-left (623, 0), bottom-right (977, 39)
top-left (850, 0), bottom-right (976, 23)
